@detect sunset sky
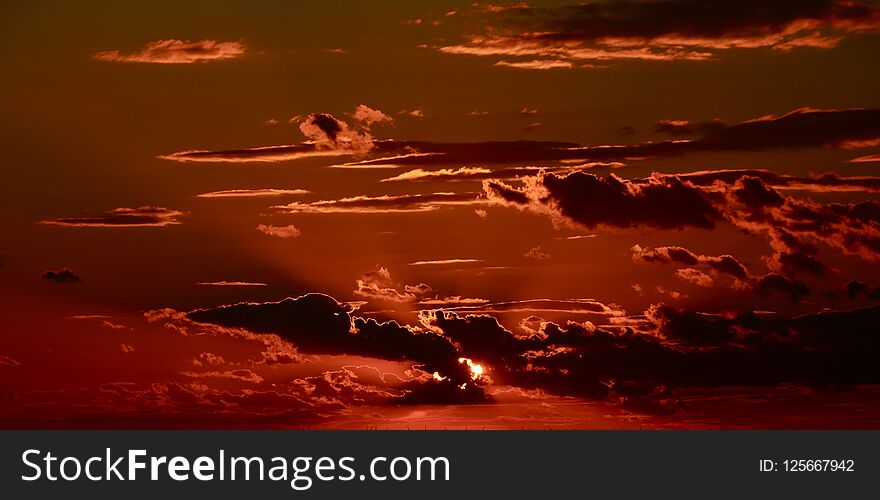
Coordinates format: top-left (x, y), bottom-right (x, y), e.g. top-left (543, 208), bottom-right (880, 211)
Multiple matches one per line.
top-left (2, 0), bottom-right (880, 429)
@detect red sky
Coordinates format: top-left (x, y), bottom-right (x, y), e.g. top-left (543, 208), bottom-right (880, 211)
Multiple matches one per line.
top-left (2, 0), bottom-right (880, 429)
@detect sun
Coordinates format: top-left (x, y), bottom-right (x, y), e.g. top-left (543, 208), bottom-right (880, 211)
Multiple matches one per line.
top-left (458, 357), bottom-right (484, 381)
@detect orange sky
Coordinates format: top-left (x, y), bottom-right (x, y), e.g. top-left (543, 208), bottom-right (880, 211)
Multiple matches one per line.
top-left (2, 0), bottom-right (880, 429)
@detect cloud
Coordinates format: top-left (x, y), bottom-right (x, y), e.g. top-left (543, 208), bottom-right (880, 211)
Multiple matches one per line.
top-left (41, 268), bottom-right (82, 284)
top-left (846, 280), bottom-right (880, 300)
top-left (354, 267), bottom-right (487, 307)
top-left (256, 224), bottom-right (301, 238)
top-left (276, 192), bottom-right (486, 214)
top-left (849, 153), bottom-right (880, 163)
top-left (353, 105), bottom-right (393, 128)
top-left (486, 172), bottom-right (720, 230)
top-left (182, 369), bottom-right (265, 384)
top-left (494, 59), bottom-right (573, 69)
top-left (408, 258), bottom-right (483, 266)
top-left (434, 298), bottom-right (624, 316)
top-left (186, 293), bottom-right (479, 389)
top-left (379, 163), bottom-right (623, 183)
top-left (162, 107), bottom-right (386, 163)
top-left (524, 246), bottom-right (550, 260)
top-left (93, 39), bottom-right (246, 64)
top-left (438, 1), bottom-right (880, 66)
top-left (655, 118), bottom-right (727, 136)
top-left (423, 300), bottom-right (880, 402)
top-left (197, 281), bottom-right (268, 286)
top-left (40, 207), bottom-right (182, 227)
top-left (565, 108), bottom-right (880, 160)
top-left (354, 267), bottom-right (433, 303)
top-left (298, 112), bottom-right (375, 153)
top-left (632, 245), bottom-right (749, 280)
top-left (0, 355), bottom-right (20, 366)
top-left (197, 189), bottom-right (309, 198)
top-left (160, 144), bottom-right (349, 163)
top-left (487, 171), bottom-right (880, 279)
top-left (335, 140), bottom-right (591, 167)
top-left (753, 273), bottom-right (811, 302)
top-left (162, 107), bottom-right (879, 167)
top-left (674, 169), bottom-right (880, 194)
top-left (674, 268), bottom-right (714, 287)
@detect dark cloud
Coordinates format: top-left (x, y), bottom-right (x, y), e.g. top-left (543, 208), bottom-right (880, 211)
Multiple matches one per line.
top-left (487, 172), bottom-right (721, 230)
top-left (421, 302), bottom-right (880, 402)
top-left (846, 280), bottom-right (880, 300)
top-left (41, 268), bottom-right (82, 284)
top-left (486, 171), bottom-right (880, 278)
top-left (753, 273), bottom-right (811, 302)
top-left (40, 207), bottom-right (182, 227)
top-left (186, 294), bottom-right (479, 389)
top-left (439, 1), bottom-right (880, 65)
top-left (632, 245), bottom-right (749, 280)
top-left (674, 169), bottom-right (880, 194)
top-left (566, 108), bottom-right (880, 160)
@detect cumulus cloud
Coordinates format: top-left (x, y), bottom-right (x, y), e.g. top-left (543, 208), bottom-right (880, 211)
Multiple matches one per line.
top-left (487, 170), bottom-right (880, 281)
top-left (162, 106), bottom-right (391, 163)
top-left (352, 104), bottom-right (393, 128)
top-left (94, 39), bottom-right (246, 64)
top-left (40, 207), bottom-right (182, 227)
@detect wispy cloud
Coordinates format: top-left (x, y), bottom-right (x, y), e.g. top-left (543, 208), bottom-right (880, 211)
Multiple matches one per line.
top-left (197, 189), bottom-right (309, 198)
top-left (93, 39), bottom-right (246, 64)
top-left (409, 259), bottom-right (483, 266)
top-left (276, 193), bottom-right (486, 214)
top-left (197, 281), bottom-right (269, 287)
top-left (40, 207), bottom-right (182, 227)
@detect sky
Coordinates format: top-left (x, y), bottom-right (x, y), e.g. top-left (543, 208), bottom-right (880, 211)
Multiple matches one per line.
top-left (1, 0), bottom-right (880, 429)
